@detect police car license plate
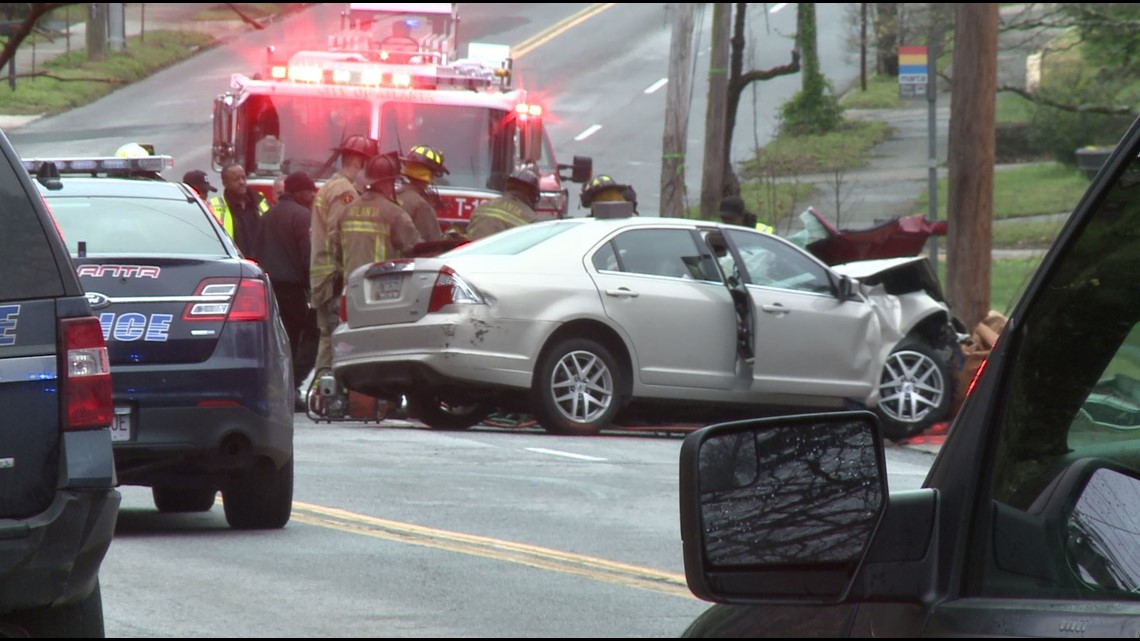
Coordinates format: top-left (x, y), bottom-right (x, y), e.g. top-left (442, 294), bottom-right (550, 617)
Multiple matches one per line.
top-left (372, 274), bottom-right (402, 301)
top-left (111, 406), bottom-right (131, 442)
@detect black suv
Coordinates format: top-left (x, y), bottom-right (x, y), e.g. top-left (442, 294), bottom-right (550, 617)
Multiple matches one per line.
top-left (678, 115), bottom-right (1140, 636)
top-left (0, 130), bottom-right (120, 636)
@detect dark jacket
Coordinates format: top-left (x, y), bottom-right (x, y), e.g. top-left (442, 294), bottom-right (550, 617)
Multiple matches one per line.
top-left (253, 193), bottom-right (312, 286)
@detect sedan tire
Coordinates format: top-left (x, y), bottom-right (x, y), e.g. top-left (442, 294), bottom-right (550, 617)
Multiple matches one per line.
top-left (876, 337), bottom-right (951, 442)
top-left (406, 392), bottom-right (492, 430)
top-left (534, 337), bottom-right (622, 436)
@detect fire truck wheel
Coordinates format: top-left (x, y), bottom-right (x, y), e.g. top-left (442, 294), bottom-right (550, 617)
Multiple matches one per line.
top-left (406, 392), bottom-right (491, 430)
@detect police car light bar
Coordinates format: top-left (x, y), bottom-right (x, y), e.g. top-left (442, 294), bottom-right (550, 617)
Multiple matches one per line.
top-left (22, 155), bottom-right (175, 175)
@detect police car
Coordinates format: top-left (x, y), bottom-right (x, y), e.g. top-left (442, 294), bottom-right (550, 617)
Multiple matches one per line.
top-left (23, 152), bottom-right (294, 530)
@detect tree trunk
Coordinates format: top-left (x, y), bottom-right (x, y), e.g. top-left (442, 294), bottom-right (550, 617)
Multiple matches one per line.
top-left (700, 3), bottom-right (732, 219)
top-left (946, 3), bottom-right (998, 330)
top-left (660, 3), bottom-right (695, 218)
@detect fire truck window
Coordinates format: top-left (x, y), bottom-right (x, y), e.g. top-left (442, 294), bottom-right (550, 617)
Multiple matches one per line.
top-left (379, 103), bottom-right (505, 194)
top-left (247, 97), bottom-right (371, 180)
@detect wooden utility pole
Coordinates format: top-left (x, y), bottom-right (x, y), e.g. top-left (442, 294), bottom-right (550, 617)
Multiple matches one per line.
top-left (946, 3), bottom-right (998, 329)
top-left (87, 3), bottom-right (107, 61)
top-left (700, 3), bottom-right (731, 219)
top-left (660, 3), bottom-right (695, 218)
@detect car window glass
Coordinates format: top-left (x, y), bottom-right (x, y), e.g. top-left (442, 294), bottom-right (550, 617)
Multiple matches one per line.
top-left (608, 228), bottom-right (707, 280)
top-left (725, 228), bottom-right (832, 294)
top-left (987, 149), bottom-right (1140, 601)
top-left (447, 221), bottom-right (581, 256)
top-left (0, 169), bottom-right (66, 301)
top-left (48, 196), bottom-right (228, 256)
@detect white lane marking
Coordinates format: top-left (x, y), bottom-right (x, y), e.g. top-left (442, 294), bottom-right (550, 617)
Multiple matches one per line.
top-left (644, 78), bottom-right (668, 94)
top-left (527, 447), bottom-right (607, 462)
top-left (575, 124), bottom-right (602, 141)
top-left (769, 3), bottom-right (789, 13)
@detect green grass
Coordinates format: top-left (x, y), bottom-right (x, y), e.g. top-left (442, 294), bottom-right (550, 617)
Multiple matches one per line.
top-left (741, 119), bottom-right (893, 177)
top-left (838, 73), bottom-right (910, 109)
top-left (0, 30), bottom-right (214, 116)
top-left (916, 162), bottom-right (1089, 222)
top-left (939, 256), bottom-right (1045, 317)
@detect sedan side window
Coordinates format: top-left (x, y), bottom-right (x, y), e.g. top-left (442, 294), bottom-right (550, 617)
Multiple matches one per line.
top-left (725, 229), bottom-right (832, 294)
top-left (605, 229), bottom-right (713, 281)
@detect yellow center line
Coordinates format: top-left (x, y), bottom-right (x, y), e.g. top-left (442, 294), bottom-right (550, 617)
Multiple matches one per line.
top-left (290, 501), bottom-right (695, 599)
top-left (512, 3), bottom-right (617, 60)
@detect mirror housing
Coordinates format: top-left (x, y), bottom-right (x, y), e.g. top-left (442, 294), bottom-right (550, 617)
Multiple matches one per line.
top-left (560, 155), bottom-right (593, 183)
top-left (212, 94), bottom-right (236, 171)
top-left (680, 411), bottom-right (888, 604)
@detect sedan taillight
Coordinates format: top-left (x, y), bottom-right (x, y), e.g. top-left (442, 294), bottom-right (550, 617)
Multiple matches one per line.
top-left (427, 266), bottom-right (484, 313)
top-left (183, 278), bottom-right (268, 322)
top-left (60, 316), bottom-right (113, 431)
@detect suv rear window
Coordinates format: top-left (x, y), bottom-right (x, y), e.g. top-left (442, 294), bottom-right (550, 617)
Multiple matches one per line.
top-left (0, 161), bottom-right (66, 302)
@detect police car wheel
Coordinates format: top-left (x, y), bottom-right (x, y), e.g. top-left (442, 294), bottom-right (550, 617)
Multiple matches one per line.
top-left (223, 456), bottom-right (293, 530)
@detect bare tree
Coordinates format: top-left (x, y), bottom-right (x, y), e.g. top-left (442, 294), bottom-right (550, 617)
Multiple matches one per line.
top-left (0, 3), bottom-right (72, 73)
top-left (709, 3), bottom-right (801, 208)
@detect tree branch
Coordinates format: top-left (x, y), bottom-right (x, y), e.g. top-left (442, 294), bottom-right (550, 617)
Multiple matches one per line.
top-left (0, 4), bottom-right (71, 72)
top-left (225, 3), bottom-right (266, 30)
top-left (737, 49), bottom-right (801, 86)
top-left (997, 84), bottom-right (1135, 115)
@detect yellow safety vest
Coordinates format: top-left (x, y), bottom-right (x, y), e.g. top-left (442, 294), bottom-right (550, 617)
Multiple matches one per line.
top-left (755, 221), bottom-right (775, 234)
top-left (208, 194), bottom-right (269, 238)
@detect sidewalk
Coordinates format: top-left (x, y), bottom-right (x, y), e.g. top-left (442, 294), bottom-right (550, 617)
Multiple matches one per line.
top-left (0, 3), bottom-right (262, 130)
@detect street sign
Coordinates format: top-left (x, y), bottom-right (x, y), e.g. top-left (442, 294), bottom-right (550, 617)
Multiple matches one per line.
top-left (899, 45), bottom-right (928, 99)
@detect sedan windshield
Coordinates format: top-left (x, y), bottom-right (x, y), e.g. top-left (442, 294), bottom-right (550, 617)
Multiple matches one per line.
top-left (47, 196), bottom-right (228, 257)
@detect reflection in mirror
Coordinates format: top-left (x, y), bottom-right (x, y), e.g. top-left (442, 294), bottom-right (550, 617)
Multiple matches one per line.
top-left (697, 418), bottom-right (883, 568)
top-left (1066, 467), bottom-right (1140, 593)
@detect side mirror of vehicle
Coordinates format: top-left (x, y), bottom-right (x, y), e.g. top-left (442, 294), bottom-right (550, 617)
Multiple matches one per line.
top-left (679, 411), bottom-right (888, 604)
top-left (835, 274), bottom-right (856, 302)
top-left (559, 155), bottom-right (593, 183)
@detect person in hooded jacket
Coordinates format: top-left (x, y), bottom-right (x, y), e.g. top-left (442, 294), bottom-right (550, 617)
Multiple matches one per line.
top-left (253, 171), bottom-right (320, 409)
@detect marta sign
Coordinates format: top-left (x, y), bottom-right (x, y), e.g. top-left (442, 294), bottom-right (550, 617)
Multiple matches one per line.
top-left (898, 45), bottom-right (928, 99)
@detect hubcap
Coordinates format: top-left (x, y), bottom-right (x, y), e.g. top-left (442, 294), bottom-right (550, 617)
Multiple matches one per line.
top-left (878, 349), bottom-right (945, 424)
top-left (550, 349), bottom-right (613, 423)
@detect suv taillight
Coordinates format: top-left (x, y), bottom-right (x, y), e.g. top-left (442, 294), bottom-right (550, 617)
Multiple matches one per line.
top-left (60, 316), bottom-right (113, 431)
top-left (427, 266), bottom-right (484, 313)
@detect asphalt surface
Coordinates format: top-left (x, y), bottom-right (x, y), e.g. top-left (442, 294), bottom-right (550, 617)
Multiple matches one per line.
top-left (0, 4), bottom-right (980, 455)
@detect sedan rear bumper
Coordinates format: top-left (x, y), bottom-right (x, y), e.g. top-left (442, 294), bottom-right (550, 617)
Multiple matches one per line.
top-left (332, 314), bottom-right (558, 396)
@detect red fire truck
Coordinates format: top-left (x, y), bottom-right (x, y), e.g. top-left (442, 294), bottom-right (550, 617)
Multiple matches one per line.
top-left (211, 3), bottom-right (591, 231)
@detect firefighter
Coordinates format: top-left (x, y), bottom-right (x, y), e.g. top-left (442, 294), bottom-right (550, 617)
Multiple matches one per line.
top-left (580, 174), bottom-right (636, 216)
top-left (465, 168), bottom-right (543, 240)
top-left (310, 134), bottom-right (378, 375)
top-left (397, 144), bottom-right (447, 243)
top-left (209, 162), bottom-right (270, 258)
top-left (338, 151), bottom-right (423, 278)
top-left (579, 172), bottom-right (633, 214)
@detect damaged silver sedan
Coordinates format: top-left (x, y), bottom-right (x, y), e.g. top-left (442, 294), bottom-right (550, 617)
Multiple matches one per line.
top-left (332, 217), bottom-right (961, 440)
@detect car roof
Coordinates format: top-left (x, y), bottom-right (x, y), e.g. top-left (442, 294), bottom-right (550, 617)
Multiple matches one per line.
top-left (34, 175), bottom-right (192, 200)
